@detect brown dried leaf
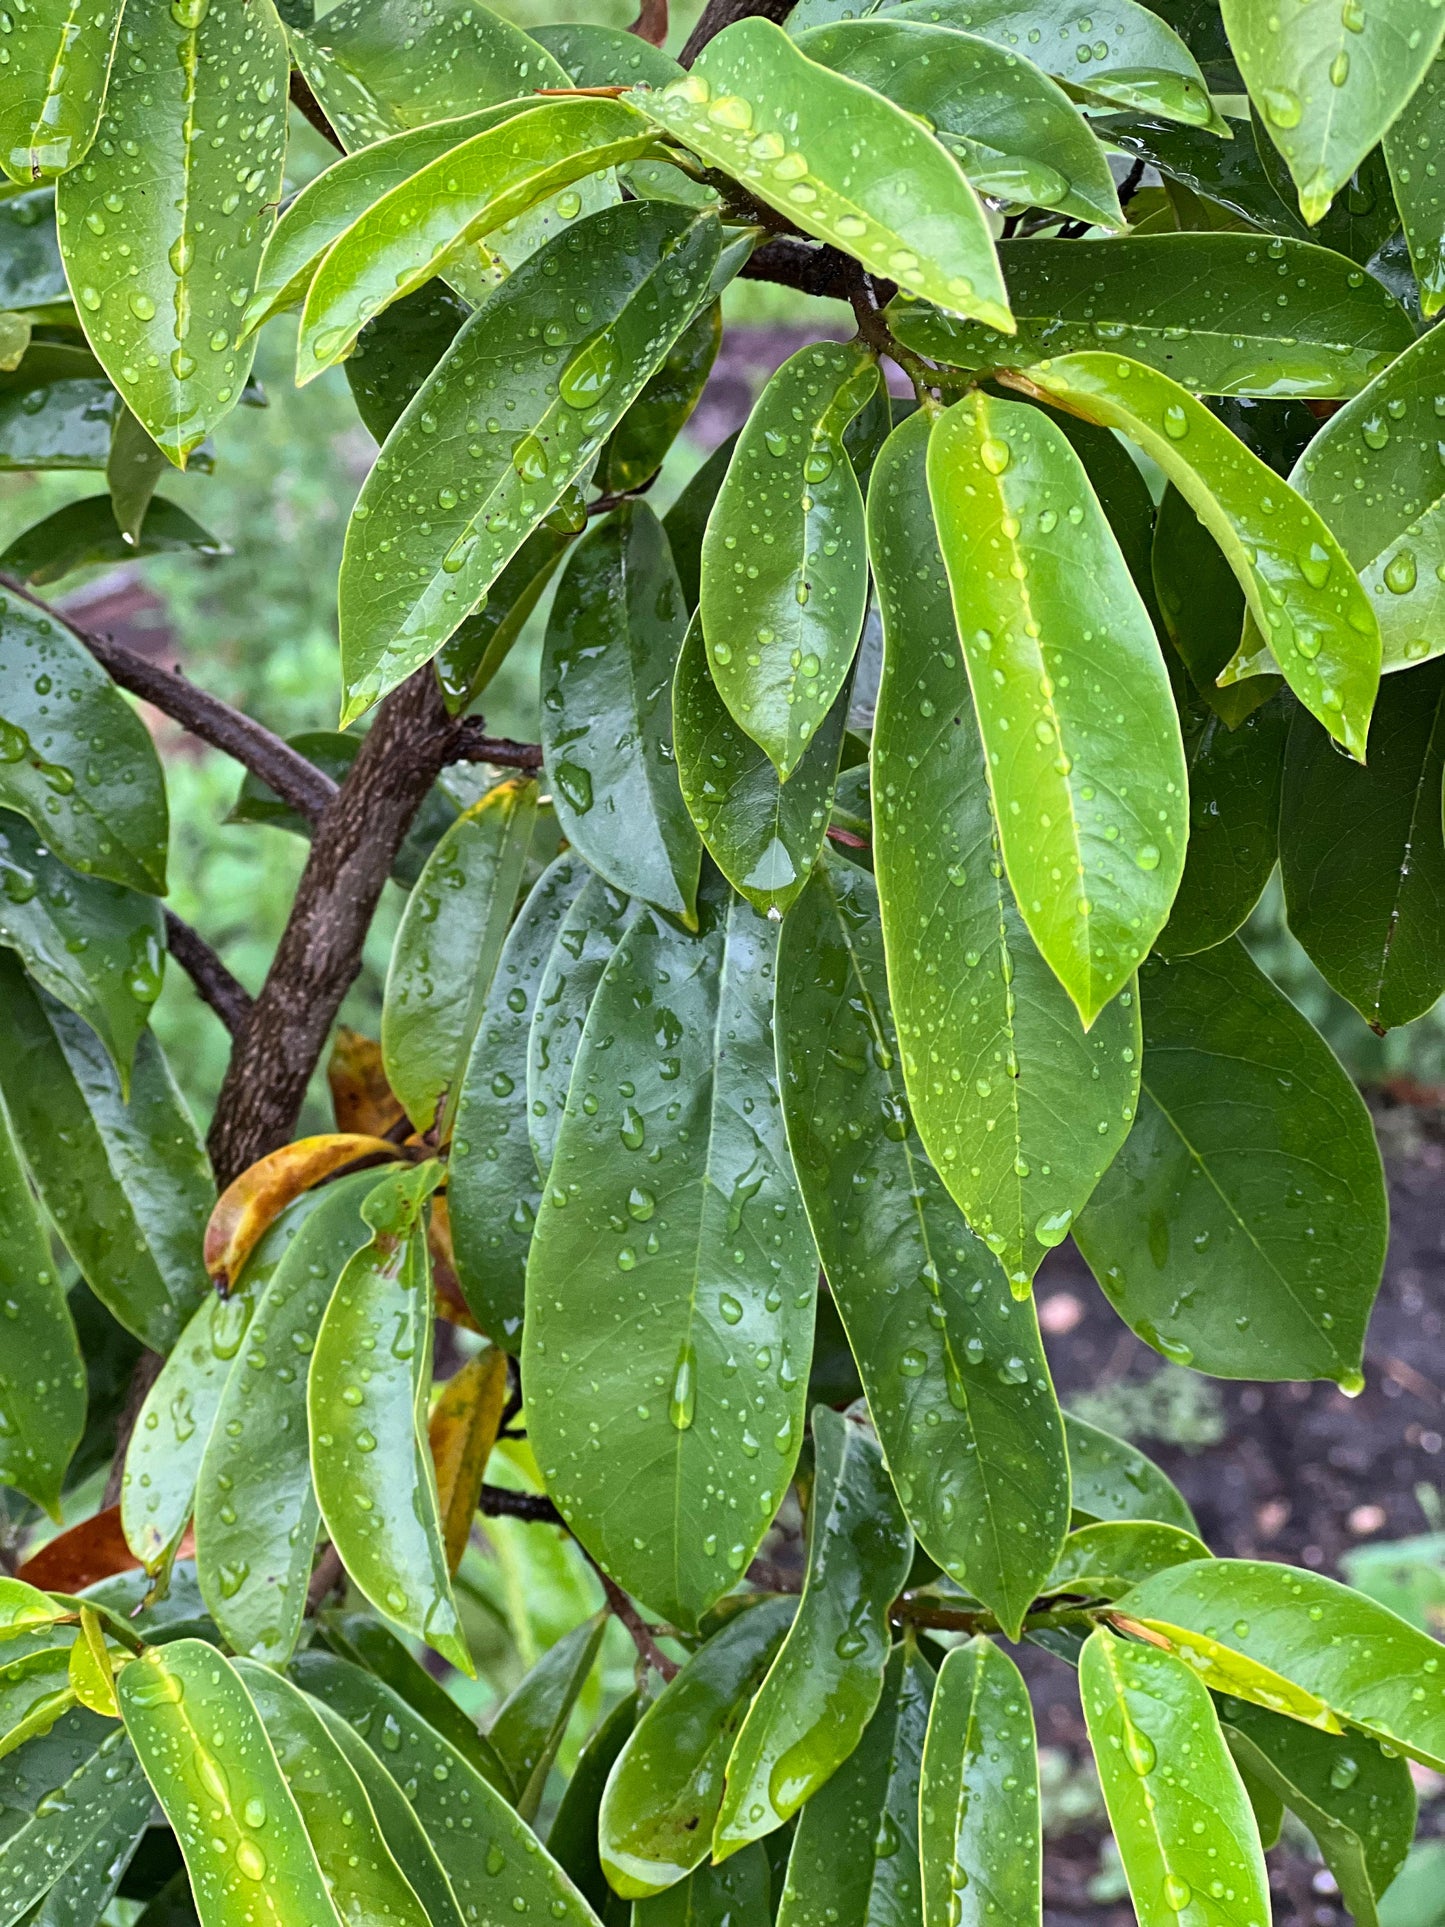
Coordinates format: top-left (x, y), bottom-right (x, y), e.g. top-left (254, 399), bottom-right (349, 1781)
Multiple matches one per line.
top-left (428, 1346), bottom-right (509, 1573)
top-left (205, 1133), bottom-right (402, 1291)
top-left (19, 1505), bottom-right (194, 1592)
top-left (328, 1027), bottom-right (407, 1137)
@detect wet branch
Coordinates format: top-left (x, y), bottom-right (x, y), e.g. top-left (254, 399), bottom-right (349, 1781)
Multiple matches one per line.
top-left (164, 911), bottom-right (254, 1038)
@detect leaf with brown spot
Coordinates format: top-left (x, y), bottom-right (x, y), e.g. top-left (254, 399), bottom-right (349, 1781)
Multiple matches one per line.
top-left (428, 1346), bottom-right (509, 1573)
top-left (204, 1133), bottom-right (403, 1292)
top-left (328, 1028), bottom-right (408, 1138)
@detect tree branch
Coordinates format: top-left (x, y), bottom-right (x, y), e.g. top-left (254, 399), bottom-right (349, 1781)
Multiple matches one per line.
top-left (479, 1485), bottom-right (564, 1524)
top-left (451, 719), bottom-right (544, 772)
top-left (290, 69), bottom-right (344, 151)
top-left (587, 1556), bottom-right (680, 1680)
top-left (164, 911), bottom-right (254, 1037)
top-left (681, 0), bottom-right (794, 65)
top-left (739, 236), bottom-right (860, 303)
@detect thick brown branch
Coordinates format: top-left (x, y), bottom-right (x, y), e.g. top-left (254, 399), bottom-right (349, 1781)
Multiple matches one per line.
top-left (739, 236), bottom-right (860, 302)
top-left (164, 911), bottom-right (254, 1038)
top-left (681, 0), bottom-right (794, 64)
top-left (290, 69), bottom-right (344, 151)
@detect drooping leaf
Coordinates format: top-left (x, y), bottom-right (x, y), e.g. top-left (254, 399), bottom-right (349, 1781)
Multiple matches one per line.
top-left (602, 299), bottom-right (720, 495)
top-left (524, 880), bottom-right (817, 1632)
top-left (631, 19), bottom-right (1012, 330)
top-left (319, 1611), bottom-right (509, 1791)
top-left (204, 1133), bottom-right (400, 1293)
top-left (0, 1643), bottom-right (75, 1761)
top-left (664, 432), bottom-right (737, 612)
top-left (428, 1343), bottom-right (509, 1575)
top-left (1064, 1412), bottom-right (1197, 1532)
top-left (327, 1030), bottom-right (406, 1140)
top-left (106, 404), bottom-right (169, 547)
top-left (0, 496), bottom-right (225, 586)
top-left (488, 1612), bottom-right (606, 1823)
top-left (776, 854), bottom-right (1070, 1636)
top-left (1151, 481), bottom-right (1276, 728)
top-left (1383, 48), bottom-right (1445, 316)
top-left (699, 340), bottom-right (877, 780)
top-left (434, 526), bottom-right (573, 715)
top-left (636, 1848), bottom-right (772, 1927)
top-left (0, 0), bottom-right (123, 184)
top-left (0, 1723), bottom-right (149, 1925)
top-left (541, 503), bottom-right (700, 923)
top-left (338, 200), bottom-right (722, 725)
top-left (926, 390), bottom-right (1186, 1025)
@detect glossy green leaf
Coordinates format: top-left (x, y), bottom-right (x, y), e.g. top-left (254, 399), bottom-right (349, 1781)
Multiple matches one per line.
top-left (776, 854), bottom-right (1070, 1636)
top-left (194, 1175), bottom-right (376, 1665)
top-left (1046, 401), bottom-right (1159, 619)
top-left (632, 19), bottom-right (1011, 330)
top-left (1281, 661), bottom-right (1445, 1028)
top-left (1220, 1696), bottom-right (1414, 1927)
top-left (449, 852), bottom-right (588, 1346)
top-left (603, 300), bottom-right (720, 496)
top-left (1074, 939), bottom-right (1386, 1382)
top-left (1151, 481), bottom-right (1276, 729)
top-left (0, 1098), bottom-right (82, 1515)
top-left (1011, 352), bottom-right (1381, 761)
top-left (106, 403), bottom-right (169, 547)
top-left (308, 1160), bottom-right (469, 1672)
top-left (600, 1596), bottom-right (795, 1898)
top-left (673, 612), bottom-right (849, 918)
top-left (0, 0), bottom-right (122, 184)
top-left (8, 1742), bottom-right (151, 1927)
top-left (0, 586), bottom-right (167, 895)
top-left (1226, 0), bottom-right (1443, 224)
top-left (338, 200), bottom-right (721, 725)
top-left (54, 0), bottom-right (287, 465)
top-left (873, 407), bottom-right (1142, 1287)
top-left (542, 504), bottom-right (700, 922)
top-left (664, 432), bottom-right (737, 612)
top-left (1080, 1626), bottom-right (1269, 1927)
top-left (549, 1691), bottom-right (638, 1917)
top-left (773, 1643), bottom-right (932, 1927)
top-left (435, 525), bottom-right (572, 715)
top-left (891, 233), bottom-right (1412, 397)
top-left (0, 190), bottom-right (67, 307)
top-left (345, 283), bottom-right (469, 448)
top-left (926, 390), bottom-right (1186, 1025)
top-left (1045, 1521), bottom-right (1210, 1598)
top-left (0, 1723), bottom-right (148, 1927)
top-left (715, 1407), bottom-right (912, 1855)
top-left (1117, 1559), bottom-right (1445, 1771)
top-left (1157, 692), bottom-right (1286, 957)
top-left (635, 1847), bottom-right (771, 1927)
top-left (533, 21), bottom-right (682, 87)
top-left (1384, 47), bottom-right (1445, 315)
top-left (0, 1644), bottom-right (74, 1760)
top-left (0, 344), bottom-right (117, 472)
top-left (489, 1612), bottom-right (606, 1822)
top-left (0, 808), bottom-right (163, 1088)
top-left (796, 19), bottom-right (1121, 229)
top-left (889, 0), bottom-right (1220, 127)
top-left (0, 954), bottom-right (209, 1354)
top-left (117, 1641), bottom-right (343, 1927)
top-left (382, 776), bottom-right (541, 1138)
top-left (0, 495), bottom-right (225, 586)
top-left (524, 880), bottom-right (817, 1632)
top-left (1064, 1412), bottom-right (1197, 1532)
top-left (699, 340), bottom-right (876, 780)
top-left (919, 1637), bottom-right (1038, 1927)
top-left (0, 1578), bottom-right (65, 1639)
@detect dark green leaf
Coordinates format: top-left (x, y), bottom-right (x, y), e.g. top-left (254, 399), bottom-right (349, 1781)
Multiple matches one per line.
top-left (0, 1099), bottom-right (82, 1515)
top-left (14, 1769), bottom-right (151, 1927)
top-left (1158, 692), bottom-right (1287, 957)
top-left (548, 1689), bottom-right (638, 1916)
top-left (0, 191), bottom-right (68, 309)
top-left (1063, 1412), bottom-right (1198, 1533)
top-left (635, 1847), bottom-right (771, 1927)
top-left (489, 1613), bottom-right (606, 1822)
top-left (0, 351), bottom-right (116, 471)
top-left (664, 433), bottom-right (737, 612)
top-left (0, 1725), bottom-right (148, 1926)
top-left (603, 300), bottom-right (720, 495)
top-left (435, 526), bottom-right (572, 714)
top-left (532, 21), bottom-right (683, 87)
top-left (1151, 480), bottom-right (1277, 727)
top-left (345, 283), bottom-right (469, 446)
top-left (0, 496), bottom-right (225, 586)
top-left (1384, 48), bottom-right (1445, 317)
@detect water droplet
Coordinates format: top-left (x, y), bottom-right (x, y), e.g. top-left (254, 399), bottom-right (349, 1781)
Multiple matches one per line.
top-left (1034, 1208), bottom-right (1073, 1248)
top-left (1329, 1755), bottom-right (1359, 1790)
top-left (1162, 403), bottom-right (1189, 440)
top-left (1125, 1727), bottom-right (1156, 1775)
top-left (1384, 549), bottom-right (1418, 594)
top-left (1262, 87), bottom-right (1302, 128)
top-left (1163, 1875), bottom-right (1191, 1912)
top-left (235, 1838), bottom-right (267, 1882)
top-left (1134, 844), bottom-right (1160, 871)
top-left (980, 437), bottom-right (1011, 475)
top-left (619, 1105), bottom-right (645, 1151)
top-left (669, 1344), bottom-right (696, 1430)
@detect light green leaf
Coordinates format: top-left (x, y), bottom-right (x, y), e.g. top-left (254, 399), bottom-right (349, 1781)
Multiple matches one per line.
top-left (1384, 48), bottom-right (1445, 316)
top-left (926, 390), bottom-right (1186, 1026)
top-left (0, 1724), bottom-right (149, 1927)
top-left (541, 503), bottom-right (700, 922)
top-left (1074, 939), bottom-right (1387, 1383)
top-left (776, 854), bottom-right (1070, 1636)
top-left (54, 0), bottom-right (288, 465)
top-left (1044, 1521), bottom-right (1210, 1598)
top-left (0, 1099), bottom-right (81, 1517)
top-left (631, 18), bottom-right (1012, 330)
top-left (338, 200), bottom-right (721, 725)
top-left (699, 340), bottom-right (876, 779)
top-left (0, 1577), bottom-right (65, 1639)
top-left (1080, 1626), bottom-right (1269, 1927)
top-left (1064, 1412), bottom-right (1197, 1532)
top-left (488, 1612), bottom-right (606, 1823)
top-left (0, 0), bottom-right (123, 184)
top-left (0, 495), bottom-right (225, 586)
top-left (524, 880), bottom-right (817, 1632)
top-left (1009, 352), bottom-right (1380, 760)
top-left (0, 1641), bottom-right (74, 1760)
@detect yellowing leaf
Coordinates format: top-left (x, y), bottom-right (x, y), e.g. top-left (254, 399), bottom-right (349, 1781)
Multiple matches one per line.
top-left (204, 1133), bottom-right (402, 1292)
top-left (428, 1345), bottom-right (509, 1573)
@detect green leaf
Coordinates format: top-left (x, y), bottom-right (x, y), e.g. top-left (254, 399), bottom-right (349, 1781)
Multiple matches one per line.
top-left (1063, 1413), bottom-right (1198, 1533)
top-left (0, 0), bottom-right (123, 184)
top-left (872, 407), bottom-right (1142, 1287)
top-left (524, 880), bottom-right (817, 1632)
top-left (919, 1637), bottom-right (1039, 1927)
top-left (488, 1612), bottom-right (606, 1823)
top-left (345, 283), bottom-right (469, 448)
top-left (194, 1175), bottom-right (376, 1665)
top-left (890, 0), bottom-right (1220, 124)
top-left (338, 200), bottom-right (721, 725)
top-left (664, 432), bottom-right (737, 612)
top-left (308, 1160), bottom-right (469, 1672)
top-left (382, 776), bottom-right (542, 1138)
top-left (118, 1641), bottom-right (344, 1927)
top-left (533, 21), bottom-right (683, 87)
top-left (1220, 1696), bottom-right (1415, 1927)
top-left (54, 0), bottom-right (288, 466)
top-left (773, 1643), bottom-right (932, 1927)
top-left (1384, 48), bottom-right (1445, 316)
top-left (0, 495), bottom-right (225, 586)
top-left (435, 525), bottom-right (572, 714)
top-left (1010, 352), bottom-right (1380, 761)
top-left (635, 1847), bottom-right (772, 1927)
top-left (0, 1645), bottom-right (75, 1761)
top-left (0, 346), bottom-right (117, 472)
top-left (1045, 1521), bottom-right (1210, 1598)
top-left (1079, 1626), bottom-right (1269, 1927)
top-left (0, 955), bottom-right (210, 1355)
top-left (715, 1407), bottom-right (913, 1855)
top-left (0, 586), bottom-right (168, 895)
top-left (0, 191), bottom-right (68, 310)
top-left (1074, 939), bottom-right (1387, 1382)
top-left (600, 1596), bottom-right (795, 1898)
top-left (0, 1577), bottom-right (66, 1639)
top-left (0, 808), bottom-right (163, 1086)
top-left (1117, 1558), bottom-right (1445, 1771)
top-left (631, 19), bottom-right (1012, 331)
top-left (674, 611), bottom-right (850, 918)
top-left (107, 403), bottom-right (169, 547)
top-left (1151, 481), bottom-right (1276, 727)
top-left (699, 340), bottom-right (876, 779)
top-left (290, 0), bottom-right (568, 150)
top-left (547, 1690), bottom-right (639, 1917)
top-left (891, 233), bottom-right (1412, 398)
top-left (541, 504), bottom-right (701, 923)
top-left (796, 20), bottom-right (1123, 229)
top-left (5, 1744), bottom-right (151, 1927)
top-left (926, 390), bottom-right (1186, 1025)
top-left (1226, 0), bottom-right (1444, 225)
top-left (602, 299), bottom-right (720, 495)
top-left (449, 852), bottom-right (588, 1346)
top-left (1281, 661), bottom-right (1445, 1028)
top-left (0, 1724), bottom-right (149, 1926)
top-left (776, 854), bottom-right (1069, 1636)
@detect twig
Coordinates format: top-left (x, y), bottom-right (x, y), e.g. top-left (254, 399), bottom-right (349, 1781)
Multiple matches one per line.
top-left (479, 1485), bottom-right (565, 1525)
top-left (164, 912), bottom-right (254, 1038)
top-left (451, 719), bottom-right (544, 772)
top-left (290, 70), bottom-right (344, 151)
top-left (825, 824), bottom-right (869, 851)
top-left (740, 236), bottom-right (859, 302)
top-left (587, 1555), bottom-right (680, 1680)
top-left (681, 0), bottom-right (793, 65)
top-left (307, 1544), bottom-right (346, 1611)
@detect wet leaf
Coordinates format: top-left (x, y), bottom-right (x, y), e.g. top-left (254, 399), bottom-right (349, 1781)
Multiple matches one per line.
top-left (1080, 1626), bottom-right (1269, 1927)
top-left (664, 431), bottom-right (737, 612)
top-left (434, 526), bottom-right (572, 715)
top-left (872, 408), bottom-right (1142, 1289)
top-left (0, 1577), bottom-right (64, 1639)
top-left (0, 343), bottom-right (118, 472)
top-left (776, 854), bottom-right (1070, 1636)
top-left (548, 1690), bottom-right (639, 1916)
top-left (344, 282), bottom-right (470, 448)
top-left (1064, 1413), bottom-right (1197, 1533)
top-left (699, 340), bottom-right (877, 780)
top-left (328, 1029), bottom-right (406, 1140)
top-left (927, 390), bottom-right (1186, 1026)
top-left (67, 1610), bottom-right (118, 1719)
top-left (541, 503), bottom-right (700, 922)
top-left (524, 880), bottom-right (817, 1632)
top-left (1384, 48), bottom-right (1445, 317)
top-left (428, 1343), bottom-right (509, 1573)
top-left (533, 21), bottom-right (683, 86)
top-left (338, 200), bottom-right (721, 725)
top-left (106, 403), bottom-right (169, 547)
top-left (0, 1644), bottom-right (75, 1760)
top-left (602, 299), bottom-right (720, 495)
top-left (0, 1723), bottom-right (149, 1922)
top-left (204, 1133), bottom-right (400, 1293)
top-left (0, 0), bottom-right (123, 183)
top-left (632, 19), bottom-right (1011, 329)
top-left (1151, 481), bottom-right (1276, 728)
top-left (636, 1847), bottom-right (772, 1927)
top-left (716, 1406), bottom-right (912, 1855)
top-left (489, 1612), bottom-right (606, 1823)
top-left (0, 496), bottom-right (225, 585)
top-left (1045, 1521), bottom-right (1210, 1598)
